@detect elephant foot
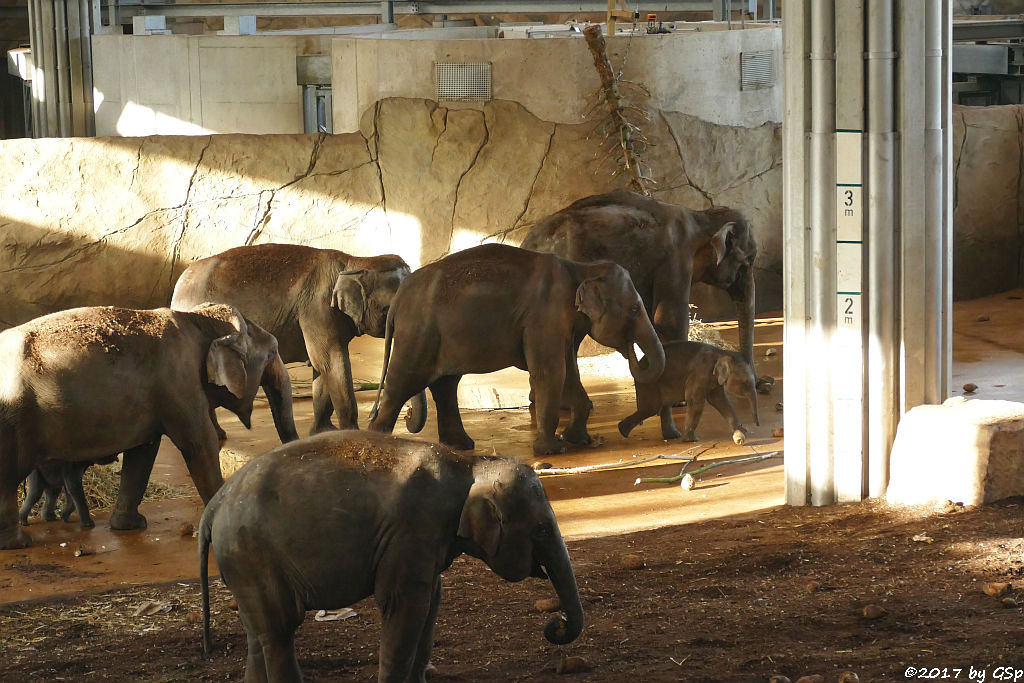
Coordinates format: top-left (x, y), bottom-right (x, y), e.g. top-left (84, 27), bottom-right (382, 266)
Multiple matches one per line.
top-left (60, 509), bottom-right (74, 523)
top-left (308, 422), bottom-right (339, 437)
top-left (562, 426), bottom-right (592, 447)
top-left (18, 517), bottom-right (29, 527)
top-left (440, 432), bottom-right (475, 451)
top-left (617, 419), bottom-right (633, 438)
top-left (533, 434), bottom-right (567, 456)
top-left (661, 425), bottom-right (683, 440)
top-left (109, 510), bottom-right (148, 531)
top-left (680, 431), bottom-right (698, 443)
top-left (0, 526), bottom-right (32, 550)
top-left (79, 518), bottom-right (96, 529)
top-left (41, 510), bottom-right (58, 523)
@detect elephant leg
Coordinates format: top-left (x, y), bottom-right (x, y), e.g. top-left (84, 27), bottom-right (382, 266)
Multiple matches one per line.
top-left (257, 633), bottom-right (302, 683)
top-left (559, 355), bottom-right (593, 447)
top-left (209, 406), bottom-right (227, 445)
top-left (659, 405), bottom-right (684, 440)
top-left (110, 440), bottom-right (160, 530)
top-left (376, 573), bottom-right (439, 683)
top-left (679, 388), bottom-right (706, 442)
top-left (708, 385), bottom-right (742, 432)
top-left (62, 464), bottom-right (95, 529)
top-left (40, 484), bottom-right (61, 522)
top-left (411, 576), bottom-right (442, 682)
top-left (242, 631), bottom-right (269, 683)
top-left (310, 369), bottom-right (336, 435)
top-left (429, 375), bottom-right (473, 451)
top-left (652, 265), bottom-right (693, 342)
top-left (18, 471), bottom-right (46, 525)
top-left (1, 485), bottom-right (31, 549)
top-left (618, 390), bottom-right (662, 438)
top-left (165, 418), bottom-right (224, 505)
top-left (527, 355), bottom-right (567, 456)
top-left (302, 315), bottom-right (358, 432)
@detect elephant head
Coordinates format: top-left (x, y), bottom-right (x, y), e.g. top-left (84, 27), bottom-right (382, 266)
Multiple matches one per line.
top-left (331, 256), bottom-right (412, 338)
top-left (574, 262), bottom-right (666, 384)
top-left (196, 303), bottom-right (297, 442)
top-left (698, 209), bottom-right (758, 369)
top-left (714, 352), bottom-right (760, 426)
top-left (458, 460), bottom-right (584, 646)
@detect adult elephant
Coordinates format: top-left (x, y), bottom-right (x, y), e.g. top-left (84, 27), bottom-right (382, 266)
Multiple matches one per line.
top-left (171, 243), bottom-right (424, 435)
top-left (0, 303), bottom-right (295, 549)
top-left (520, 189), bottom-right (758, 369)
top-left (199, 430), bottom-right (583, 682)
top-left (368, 243), bottom-right (665, 455)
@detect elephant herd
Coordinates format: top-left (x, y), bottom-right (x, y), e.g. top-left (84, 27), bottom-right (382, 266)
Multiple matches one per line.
top-left (0, 189), bottom-right (759, 681)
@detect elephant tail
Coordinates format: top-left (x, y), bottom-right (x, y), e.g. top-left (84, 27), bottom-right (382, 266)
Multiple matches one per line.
top-left (368, 305), bottom-right (395, 424)
top-left (198, 510), bottom-right (214, 658)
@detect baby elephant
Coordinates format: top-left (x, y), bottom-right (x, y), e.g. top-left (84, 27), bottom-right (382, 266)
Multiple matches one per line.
top-left (200, 430), bottom-right (583, 682)
top-left (618, 340), bottom-right (760, 444)
top-left (19, 457), bottom-right (117, 529)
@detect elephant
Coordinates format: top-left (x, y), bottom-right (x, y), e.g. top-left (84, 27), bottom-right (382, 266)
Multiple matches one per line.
top-left (618, 340), bottom-right (760, 444)
top-left (171, 243), bottom-right (425, 435)
top-left (520, 189), bottom-right (758, 370)
top-left (0, 303), bottom-right (296, 550)
top-left (199, 430), bottom-right (583, 683)
top-left (18, 456), bottom-right (117, 529)
top-left (366, 243), bottom-right (666, 455)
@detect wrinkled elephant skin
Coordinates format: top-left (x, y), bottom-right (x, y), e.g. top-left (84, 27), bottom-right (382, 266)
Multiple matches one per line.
top-left (367, 243), bottom-right (665, 455)
top-left (171, 243), bottom-right (425, 434)
top-left (0, 304), bottom-right (292, 549)
top-left (199, 430), bottom-right (584, 682)
top-left (521, 189), bottom-right (758, 369)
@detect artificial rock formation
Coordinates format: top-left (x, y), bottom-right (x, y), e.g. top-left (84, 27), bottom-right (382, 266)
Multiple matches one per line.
top-left (1, 96), bottom-right (782, 329)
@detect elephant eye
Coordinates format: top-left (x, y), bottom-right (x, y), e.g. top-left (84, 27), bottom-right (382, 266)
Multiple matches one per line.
top-left (534, 523), bottom-right (553, 540)
top-left (629, 303), bottom-right (642, 319)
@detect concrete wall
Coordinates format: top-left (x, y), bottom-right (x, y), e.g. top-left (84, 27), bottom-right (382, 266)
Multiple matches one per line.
top-left (332, 27), bottom-right (781, 133)
top-left (0, 97), bottom-right (782, 330)
top-left (91, 35), bottom-right (330, 135)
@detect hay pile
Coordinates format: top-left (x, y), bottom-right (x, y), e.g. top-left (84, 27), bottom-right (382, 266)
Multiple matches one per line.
top-left (17, 461), bottom-right (192, 516)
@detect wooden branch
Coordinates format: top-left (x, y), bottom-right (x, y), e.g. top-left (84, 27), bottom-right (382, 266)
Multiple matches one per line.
top-left (583, 23), bottom-right (651, 196)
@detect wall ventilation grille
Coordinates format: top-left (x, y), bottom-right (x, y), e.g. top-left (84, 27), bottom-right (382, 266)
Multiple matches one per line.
top-left (435, 63), bottom-right (492, 101)
top-left (740, 50), bottom-right (776, 90)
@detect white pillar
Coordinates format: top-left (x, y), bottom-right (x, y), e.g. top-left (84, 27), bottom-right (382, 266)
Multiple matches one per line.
top-left (782, 2), bottom-right (952, 504)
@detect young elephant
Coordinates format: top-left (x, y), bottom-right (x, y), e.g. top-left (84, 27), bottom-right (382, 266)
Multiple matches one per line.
top-left (618, 340), bottom-right (760, 444)
top-left (368, 243), bottom-right (665, 455)
top-left (18, 456), bottom-right (117, 528)
top-left (0, 303), bottom-right (296, 550)
top-left (199, 430), bottom-right (584, 682)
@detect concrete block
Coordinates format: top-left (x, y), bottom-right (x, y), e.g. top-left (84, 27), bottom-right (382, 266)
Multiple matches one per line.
top-left (457, 369), bottom-right (531, 410)
top-left (887, 397), bottom-right (1024, 506)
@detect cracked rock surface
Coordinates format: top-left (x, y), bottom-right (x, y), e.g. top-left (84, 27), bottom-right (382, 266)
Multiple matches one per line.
top-left (1, 97), bottom-right (786, 328)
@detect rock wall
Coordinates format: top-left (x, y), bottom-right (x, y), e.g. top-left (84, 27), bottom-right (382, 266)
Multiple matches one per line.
top-left (0, 97), bottom-right (782, 329)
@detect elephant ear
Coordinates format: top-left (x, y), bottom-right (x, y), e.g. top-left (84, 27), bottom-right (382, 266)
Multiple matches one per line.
top-left (711, 222), bottom-right (737, 265)
top-left (714, 355), bottom-right (732, 386)
top-left (458, 484), bottom-right (503, 559)
top-left (207, 333), bottom-right (249, 399)
top-left (574, 277), bottom-right (606, 320)
top-left (331, 269), bottom-right (368, 326)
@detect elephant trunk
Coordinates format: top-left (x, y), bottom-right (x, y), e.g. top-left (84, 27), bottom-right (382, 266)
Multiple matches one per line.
top-left (539, 531), bottom-right (585, 645)
top-left (263, 353), bottom-right (300, 443)
top-left (404, 391), bottom-right (428, 433)
top-left (625, 315), bottom-right (666, 385)
top-left (733, 267), bottom-right (756, 372)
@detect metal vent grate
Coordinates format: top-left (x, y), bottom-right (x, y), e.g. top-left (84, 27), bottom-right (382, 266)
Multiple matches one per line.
top-left (740, 50), bottom-right (776, 90)
top-left (435, 63), bottom-right (492, 101)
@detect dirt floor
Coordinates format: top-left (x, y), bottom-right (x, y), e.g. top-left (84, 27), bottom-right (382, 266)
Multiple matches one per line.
top-left (1, 292), bottom-right (1023, 682)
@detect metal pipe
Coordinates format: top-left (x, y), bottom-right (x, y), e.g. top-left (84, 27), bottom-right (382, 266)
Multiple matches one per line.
top-left (78, 0), bottom-right (96, 135)
top-left (866, 1), bottom-right (897, 498)
top-left (923, 0), bottom-right (944, 405)
top-left (380, 0), bottom-right (393, 24)
top-left (942, 0), bottom-right (954, 399)
top-left (782, 0), bottom-right (810, 505)
top-left (55, 0), bottom-right (72, 137)
top-left (27, 0), bottom-right (42, 137)
top-left (807, 0), bottom-right (836, 505)
top-left (40, 0), bottom-right (59, 137)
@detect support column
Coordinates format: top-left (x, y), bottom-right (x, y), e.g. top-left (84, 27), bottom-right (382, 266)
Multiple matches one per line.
top-left (783, 2), bottom-right (952, 504)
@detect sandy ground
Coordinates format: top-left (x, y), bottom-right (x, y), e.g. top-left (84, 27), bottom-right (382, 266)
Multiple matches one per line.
top-left (1, 291), bottom-right (1023, 682)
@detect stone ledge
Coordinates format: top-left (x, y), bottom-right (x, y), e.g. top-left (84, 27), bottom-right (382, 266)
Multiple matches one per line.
top-left (887, 397), bottom-right (1024, 506)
